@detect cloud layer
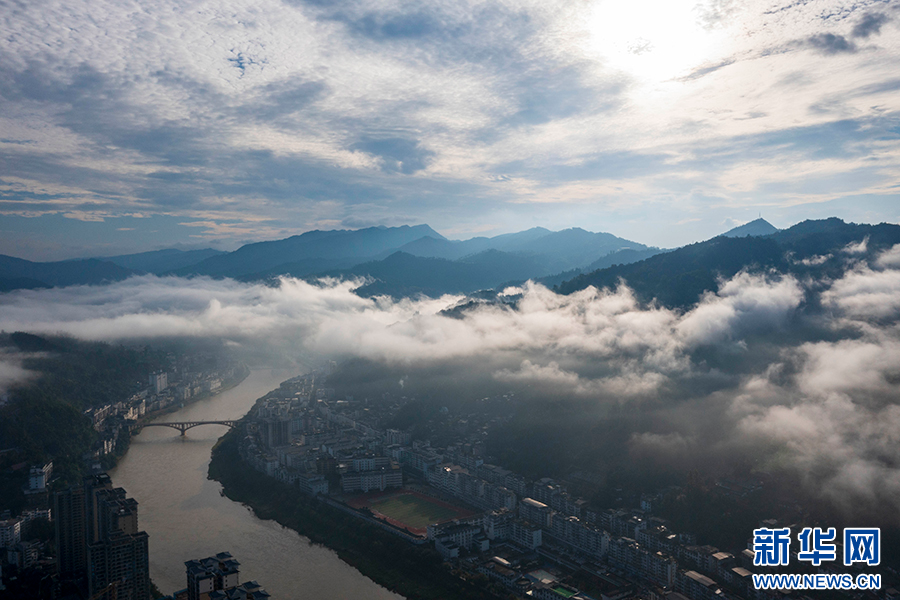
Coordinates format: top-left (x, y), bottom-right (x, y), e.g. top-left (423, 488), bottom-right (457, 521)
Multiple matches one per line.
top-left (4, 244), bottom-right (900, 519)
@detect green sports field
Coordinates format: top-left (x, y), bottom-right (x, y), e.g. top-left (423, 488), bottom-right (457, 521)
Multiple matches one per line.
top-left (369, 493), bottom-right (461, 529)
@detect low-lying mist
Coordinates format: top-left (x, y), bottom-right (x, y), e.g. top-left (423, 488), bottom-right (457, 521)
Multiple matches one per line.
top-left (3, 244), bottom-right (900, 523)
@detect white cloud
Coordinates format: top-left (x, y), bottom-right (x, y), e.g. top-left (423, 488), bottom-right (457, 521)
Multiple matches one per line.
top-left (0, 269), bottom-right (809, 405)
top-left (843, 236), bottom-right (869, 254)
top-left (1, 0), bottom-right (899, 247)
top-left (677, 272), bottom-right (804, 345)
top-left (728, 257), bottom-right (900, 515)
top-left (822, 261), bottom-right (900, 319)
top-left (3, 258), bottom-right (900, 516)
top-left (875, 243), bottom-right (900, 268)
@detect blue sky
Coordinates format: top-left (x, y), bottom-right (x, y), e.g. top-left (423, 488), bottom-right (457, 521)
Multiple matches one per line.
top-left (1, 0), bottom-right (899, 260)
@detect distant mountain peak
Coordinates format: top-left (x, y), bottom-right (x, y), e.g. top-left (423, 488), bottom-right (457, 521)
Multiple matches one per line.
top-left (358, 224), bottom-right (447, 240)
top-left (722, 218), bottom-right (779, 238)
top-left (174, 224), bottom-right (448, 278)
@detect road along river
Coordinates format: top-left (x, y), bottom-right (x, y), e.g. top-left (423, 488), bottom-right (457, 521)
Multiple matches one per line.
top-left (110, 368), bottom-right (402, 599)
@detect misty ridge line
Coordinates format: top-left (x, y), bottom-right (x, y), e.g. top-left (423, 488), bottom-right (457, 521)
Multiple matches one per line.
top-left (2, 237), bottom-right (900, 517)
top-left (0, 220), bottom-right (674, 294)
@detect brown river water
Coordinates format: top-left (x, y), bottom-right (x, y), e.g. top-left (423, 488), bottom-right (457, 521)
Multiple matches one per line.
top-left (109, 368), bottom-right (402, 599)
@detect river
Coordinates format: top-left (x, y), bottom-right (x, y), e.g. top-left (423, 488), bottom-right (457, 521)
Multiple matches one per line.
top-left (109, 368), bottom-right (402, 600)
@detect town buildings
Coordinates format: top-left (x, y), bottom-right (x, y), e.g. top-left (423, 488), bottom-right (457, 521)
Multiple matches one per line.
top-left (0, 517), bottom-right (21, 549)
top-left (179, 552), bottom-right (270, 600)
top-left (233, 371), bottom-right (776, 600)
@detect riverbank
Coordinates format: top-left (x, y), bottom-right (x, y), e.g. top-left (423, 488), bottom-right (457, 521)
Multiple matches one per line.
top-left (137, 362), bottom-right (251, 425)
top-left (208, 428), bottom-right (498, 600)
top-left (102, 363), bottom-right (251, 470)
top-left (115, 365), bottom-right (250, 599)
top-left (113, 368), bottom-right (403, 599)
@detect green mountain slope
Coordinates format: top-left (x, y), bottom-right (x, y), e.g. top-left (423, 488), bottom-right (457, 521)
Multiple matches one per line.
top-left (556, 219), bottom-right (900, 308)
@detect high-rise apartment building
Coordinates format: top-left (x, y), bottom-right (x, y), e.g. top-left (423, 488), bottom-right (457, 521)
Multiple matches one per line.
top-left (87, 485), bottom-right (149, 600)
top-left (53, 473), bottom-right (150, 600)
top-left (150, 371), bottom-right (168, 394)
top-left (54, 484), bottom-right (87, 579)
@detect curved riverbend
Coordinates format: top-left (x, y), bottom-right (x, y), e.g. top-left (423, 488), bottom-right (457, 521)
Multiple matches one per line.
top-left (109, 368), bottom-right (402, 599)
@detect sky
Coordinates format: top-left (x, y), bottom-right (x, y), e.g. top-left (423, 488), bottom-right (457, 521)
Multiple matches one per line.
top-left (1, 0), bottom-right (899, 260)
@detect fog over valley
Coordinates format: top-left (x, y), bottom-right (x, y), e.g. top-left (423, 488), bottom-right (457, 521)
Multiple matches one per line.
top-left (3, 223), bottom-right (900, 526)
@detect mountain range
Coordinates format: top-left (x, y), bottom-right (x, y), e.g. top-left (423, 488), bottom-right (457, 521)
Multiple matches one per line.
top-left (0, 223), bottom-right (662, 295)
top-left (175, 224), bottom-right (445, 278)
top-left (557, 217), bottom-right (899, 308)
top-left (229, 226), bottom-right (660, 297)
top-left (0, 255), bottom-right (133, 292)
top-left (5, 217), bottom-right (890, 308)
top-left (0, 248), bottom-right (226, 293)
top-left (100, 248), bottom-right (225, 273)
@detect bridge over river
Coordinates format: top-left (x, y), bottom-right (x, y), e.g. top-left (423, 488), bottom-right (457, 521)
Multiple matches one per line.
top-left (136, 420), bottom-right (237, 435)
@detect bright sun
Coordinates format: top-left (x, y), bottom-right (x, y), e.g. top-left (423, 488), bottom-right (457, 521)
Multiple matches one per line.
top-left (584, 0), bottom-right (728, 84)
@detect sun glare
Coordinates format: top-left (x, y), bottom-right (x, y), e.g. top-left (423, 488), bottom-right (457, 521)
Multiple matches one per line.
top-left (584, 0), bottom-right (728, 84)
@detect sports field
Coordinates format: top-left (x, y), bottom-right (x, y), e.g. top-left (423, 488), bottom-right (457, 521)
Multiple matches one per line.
top-left (369, 493), bottom-right (460, 529)
top-left (346, 488), bottom-right (476, 535)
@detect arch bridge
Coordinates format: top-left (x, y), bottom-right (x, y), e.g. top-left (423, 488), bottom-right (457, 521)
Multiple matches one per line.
top-left (137, 421), bottom-right (237, 435)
